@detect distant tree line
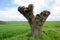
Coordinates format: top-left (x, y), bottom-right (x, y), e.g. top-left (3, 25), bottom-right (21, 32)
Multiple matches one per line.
top-left (0, 21), bottom-right (6, 24)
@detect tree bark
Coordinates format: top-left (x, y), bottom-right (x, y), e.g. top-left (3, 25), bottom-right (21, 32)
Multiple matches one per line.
top-left (18, 4), bottom-right (50, 37)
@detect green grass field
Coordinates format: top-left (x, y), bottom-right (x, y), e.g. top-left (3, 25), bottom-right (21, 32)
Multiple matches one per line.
top-left (0, 21), bottom-right (60, 40)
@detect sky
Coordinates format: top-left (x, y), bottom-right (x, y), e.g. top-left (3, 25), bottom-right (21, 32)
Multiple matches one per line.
top-left (0, 0), bottom-right (60, 21)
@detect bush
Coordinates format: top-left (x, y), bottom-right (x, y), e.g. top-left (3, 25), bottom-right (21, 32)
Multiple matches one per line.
top-left (0, 21), bottom-right (6, 24)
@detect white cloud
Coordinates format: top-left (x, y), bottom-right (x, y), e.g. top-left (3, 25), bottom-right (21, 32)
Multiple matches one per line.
top-left (50, 5), bottom-right (60, 15)
top-left (14, 0), bottom-right (46, 6)
top-left (13, 0), bottom-right (47, 15)
top-left (0, 0), bottom-right (60, 21)
top-left (0, 7), bottom-right (27, 21)
top-left (13, 0), bottom-right (60, 21)
top-left (55, 0), bottom-right (60, 5)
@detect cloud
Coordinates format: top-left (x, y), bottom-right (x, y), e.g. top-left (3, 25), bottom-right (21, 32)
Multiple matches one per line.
top-left (0, 0), bottom-right (60, 21)
top-left (55, 0), bottom-right (60, 5)
top-left (50, 5), bottom-right (60, 15)
top-left (0, 7), bottom-right (27, 21)
top-left (13, 0), bottom-right (57, 15)
top-left (13, 0), bottom-right (60, 21)
top-left (13, 0), bottom-right (47, 15)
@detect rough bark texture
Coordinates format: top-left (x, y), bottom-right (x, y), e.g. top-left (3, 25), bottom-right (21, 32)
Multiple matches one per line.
top-left (18, 4), bottom-right (50, 37)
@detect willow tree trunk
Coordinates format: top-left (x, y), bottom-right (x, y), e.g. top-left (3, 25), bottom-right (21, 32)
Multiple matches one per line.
top-left (18, 4), bottom-right (50, 37)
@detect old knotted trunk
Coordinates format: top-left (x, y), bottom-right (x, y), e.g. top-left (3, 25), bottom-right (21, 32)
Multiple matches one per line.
top-left (18, 4), bottom-right (50, 37)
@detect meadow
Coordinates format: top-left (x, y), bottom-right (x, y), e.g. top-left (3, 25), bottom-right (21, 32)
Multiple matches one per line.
top-left (0, 21), bottom-right (60, 40)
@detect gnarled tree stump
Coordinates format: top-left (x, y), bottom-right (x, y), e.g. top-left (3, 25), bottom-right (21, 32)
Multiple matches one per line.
top-left (18, 4), bottom-right (50, 37)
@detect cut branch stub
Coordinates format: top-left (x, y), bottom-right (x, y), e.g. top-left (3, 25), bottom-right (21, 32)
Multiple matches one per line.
top-left (18, 4), bottom-right (34, 20)
top-left (35, 10), bottom-right (50, 26)
top-left (39, 10), bottom-right (50, 23)
top-left (18, 4), bottom-right (35, 25)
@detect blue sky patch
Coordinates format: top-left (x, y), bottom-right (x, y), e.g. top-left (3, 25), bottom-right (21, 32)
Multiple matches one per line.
top-left (0, 0), bottom-right (18, 10)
